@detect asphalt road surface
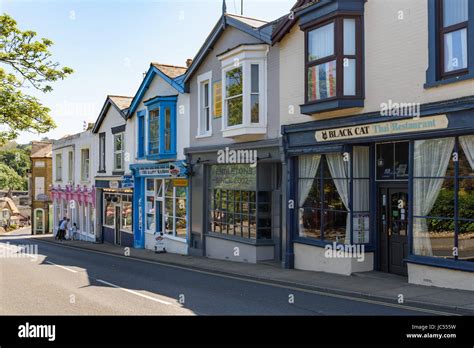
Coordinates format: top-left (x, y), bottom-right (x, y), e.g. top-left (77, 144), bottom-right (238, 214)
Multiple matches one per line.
top-left (0, 229), bottom-right (454, 316)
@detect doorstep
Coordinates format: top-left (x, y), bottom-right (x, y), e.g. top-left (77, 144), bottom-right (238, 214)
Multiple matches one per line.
top-left (32, 236), bottom-right (474, 315)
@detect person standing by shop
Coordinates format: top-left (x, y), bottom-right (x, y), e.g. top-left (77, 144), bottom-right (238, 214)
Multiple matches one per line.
top-left (58, 218), bottom-right (69, 241)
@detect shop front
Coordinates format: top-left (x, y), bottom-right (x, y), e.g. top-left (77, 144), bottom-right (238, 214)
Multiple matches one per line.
top-left (130, 161), bottom-right (189, 254)
top-left (283, 107), bottom-right (474, 291)
top-left (95, 179), bottom-right (133, 247)
top-left (186, 141), bottom-right (283, 264)
top-left (51, 184), bottom-right (96, 242)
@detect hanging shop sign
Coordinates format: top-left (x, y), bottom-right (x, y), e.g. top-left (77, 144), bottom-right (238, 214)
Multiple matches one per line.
top-left (210, 164), bottom-right (257, 191)
top-left (122, 175), bottom-right (134, 189)
top-left (315, 115), bottom-right (449, 142)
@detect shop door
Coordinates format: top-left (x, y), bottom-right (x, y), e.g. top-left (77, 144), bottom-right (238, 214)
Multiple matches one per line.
top-left (115, 206), bottom-right (121, 246)
top-left (378, 187), bottom-right (408, 276)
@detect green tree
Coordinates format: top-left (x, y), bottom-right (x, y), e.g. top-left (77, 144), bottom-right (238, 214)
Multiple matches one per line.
top-left (0, 14), bottom-right (73, 144)
top-left (0, 163), bottom-right (24, 192)
top-left (0, 147), bottom-right (30, 177)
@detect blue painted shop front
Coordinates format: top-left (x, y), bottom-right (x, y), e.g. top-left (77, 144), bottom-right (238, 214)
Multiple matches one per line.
top-left (131, 161), bottom-right (190, 255)
top-left (282, 98), bottom-right (474, 288)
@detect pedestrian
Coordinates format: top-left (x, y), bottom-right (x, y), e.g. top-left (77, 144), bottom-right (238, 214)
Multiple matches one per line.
top-left (70, 222), bottom-right (78, 241)
top-left (55, 218), bottom-right (64, 240)
top-left (58, 218), bottom-right (69, 241)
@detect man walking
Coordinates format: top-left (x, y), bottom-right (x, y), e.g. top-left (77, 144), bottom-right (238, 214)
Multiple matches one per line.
top-left (58, 217), bottom-right (69, 241)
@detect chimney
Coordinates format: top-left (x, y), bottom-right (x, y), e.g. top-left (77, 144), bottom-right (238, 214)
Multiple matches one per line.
top-left (186, 59), bottom-right (193, 68)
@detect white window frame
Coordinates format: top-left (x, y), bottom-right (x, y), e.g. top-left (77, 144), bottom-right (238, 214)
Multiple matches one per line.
top-left (113, 132), bottom-right (125, 171)
top-left (196, 71), bottom-right (213, 138)
top-left (55, 154), bottom-right (62, 182)
top-left (80, 148), bottom-right (90, 182)
top-left (219, 45), bottom-right (268, 138)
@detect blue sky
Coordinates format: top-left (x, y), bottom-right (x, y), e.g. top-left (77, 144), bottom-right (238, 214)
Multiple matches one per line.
top-left (2, 0), bottom-right (294, 144)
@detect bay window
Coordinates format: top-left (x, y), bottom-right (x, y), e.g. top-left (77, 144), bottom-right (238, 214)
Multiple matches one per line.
top-left (219, 45), bottom-right (267, 137)
top-left (302, 15), bottom-right (363, 114)
top-left (145, 96), bottom-right (177, 159)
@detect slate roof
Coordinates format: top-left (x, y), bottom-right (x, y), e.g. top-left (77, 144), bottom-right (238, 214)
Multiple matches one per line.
top-left (109, 95), bottom-right (133, 111)
top-left (30, 142), bottom-right (52, 158)
top-left (151, 63), bottom-right (187, 79)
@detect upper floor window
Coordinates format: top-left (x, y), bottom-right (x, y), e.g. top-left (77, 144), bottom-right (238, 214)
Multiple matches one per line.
top-left (439, 0), bottom-right (468, 77)
top-left (305, 16), bottom-right (362, 104)
top-left (149, 109), bottom-right (160, 156)
top-left (144, 96), bottom-right (177, 160)
top-left (219, 45), bottom-right (267, 138)
top-left (99, 132), bottom-right (106, 172)
top-left (137, 112), bottom-right (145, 158)
top-left (55, 154), bottom-right (62, 181)
top-left (67, 151), bottom-right (73, 183)
top-left (81, 148), bottom-right (90, 182)
top-left (426, 0), bottom-right (472, 87)
top-left (197, 71), bottom-right (212, 137)
top-left (114, 133), bottom-right (124, 171)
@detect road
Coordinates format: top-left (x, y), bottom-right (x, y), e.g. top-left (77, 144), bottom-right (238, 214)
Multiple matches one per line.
top-left (0, 228), bottom-right (453, 315)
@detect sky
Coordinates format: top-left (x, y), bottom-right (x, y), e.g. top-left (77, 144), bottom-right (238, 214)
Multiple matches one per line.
top-left (2, 0), bottom-right (294, 144)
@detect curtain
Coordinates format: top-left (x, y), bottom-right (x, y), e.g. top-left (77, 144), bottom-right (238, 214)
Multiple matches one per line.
top-left (326, 153), bottom-right (350, 244)
top-left (298, 154), bottom-right (321, 207)
top-left (308, 22), bottom-right (334, 60)
top-left (413, 138), bottom-right (455, 256)
top-left (460, 135), bottom-right (474, 170)
top-left (353, 147), bottom-right (370, 243)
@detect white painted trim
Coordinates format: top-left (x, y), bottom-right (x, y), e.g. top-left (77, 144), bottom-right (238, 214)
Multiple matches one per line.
top-left (196, 70), bottom-right (213, 138)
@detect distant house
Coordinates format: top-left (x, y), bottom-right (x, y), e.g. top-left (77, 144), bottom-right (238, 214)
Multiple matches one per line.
top-left (0, 197), bottom-right (27, 228)
top-left (30, 141), bottom-right (53, 235)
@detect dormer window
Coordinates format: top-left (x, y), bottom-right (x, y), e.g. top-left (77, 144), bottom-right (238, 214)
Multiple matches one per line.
top-left (301, 15), bottom-right (364, 115)
top-left (219, 44), bottom-right (267, 138)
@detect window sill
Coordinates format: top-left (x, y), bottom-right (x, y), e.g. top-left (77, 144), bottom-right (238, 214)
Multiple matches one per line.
top-left (406, 255), bottom-right (474, 273)
top-left (424, 72), bottom-right (474, 89)
top-left (112, 171), bottom-right (125, 176)
top-left (207, 231), bottom-right (275, 246)
top-left (300, 98), bottom-right (364, 115)
top-left (146, 153), bottom-right (177, 161)
top-left (293, 237), bottom-right (375, 251)
top-left (222, 125), bottom-right (267, 138)
top-left (195, 133), bottom-right (212, 139)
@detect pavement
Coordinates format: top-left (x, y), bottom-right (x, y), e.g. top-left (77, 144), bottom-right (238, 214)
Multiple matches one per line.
top-left (1, 227), bottom-right (473, 315)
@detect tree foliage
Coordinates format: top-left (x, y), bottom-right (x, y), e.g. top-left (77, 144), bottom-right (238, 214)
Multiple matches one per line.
top-left (0, 14), bottom-right (73, 144)
top-left (0, 163), bottom-right (24, 191)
